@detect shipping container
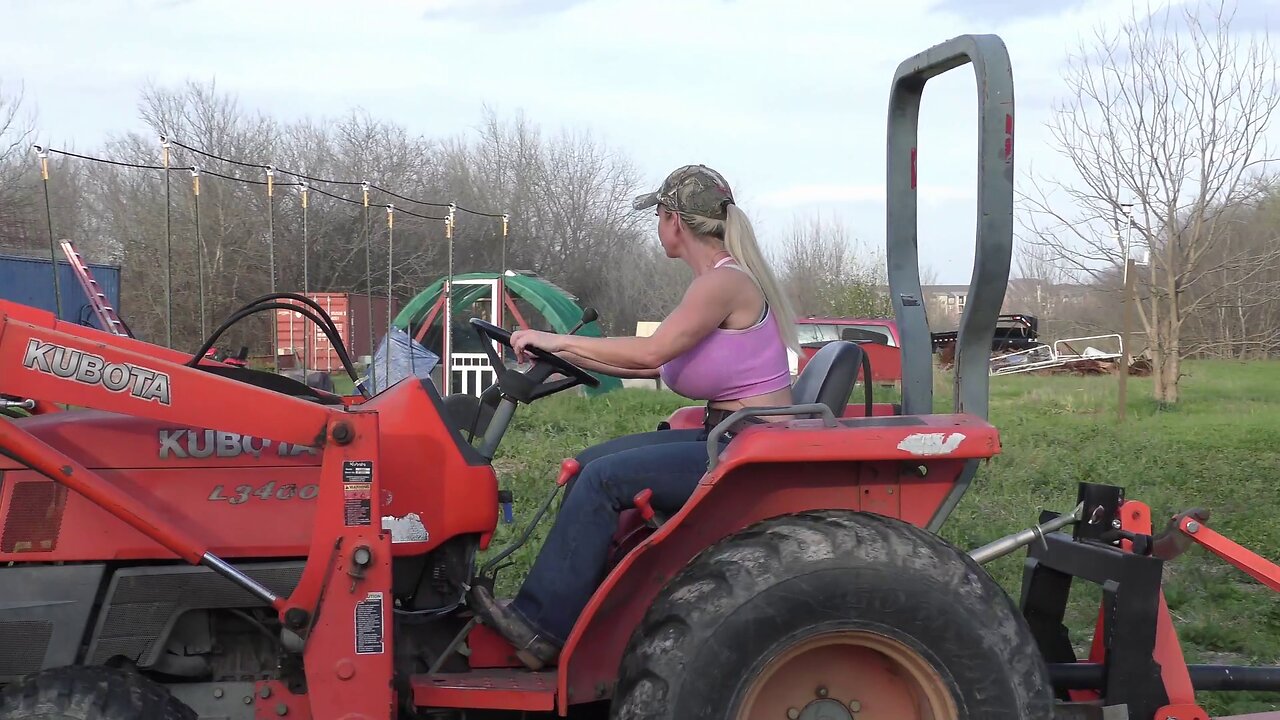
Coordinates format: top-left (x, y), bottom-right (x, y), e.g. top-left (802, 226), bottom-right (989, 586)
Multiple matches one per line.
top-left (275, 292), bottom-right (398, 373)
top-left (0, 253), bottom-right (123, 333)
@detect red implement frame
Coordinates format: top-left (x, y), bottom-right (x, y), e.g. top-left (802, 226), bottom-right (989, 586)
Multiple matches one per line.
top-left (1060, 497), bottom-right (1280, 720)
top-left (1179, 515), bottom-right (1280, 592)
top-left (0, 299), bottom-right (395, 719)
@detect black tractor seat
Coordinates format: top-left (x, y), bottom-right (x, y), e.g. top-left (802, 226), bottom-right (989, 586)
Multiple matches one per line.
top-left (791, 340), bottom-right (870, 419)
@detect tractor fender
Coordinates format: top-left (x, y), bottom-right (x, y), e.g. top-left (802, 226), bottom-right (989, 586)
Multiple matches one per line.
top-left (555, 445), bottom-right (868, 712)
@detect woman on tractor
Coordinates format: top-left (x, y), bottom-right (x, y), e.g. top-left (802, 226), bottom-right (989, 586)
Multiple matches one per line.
top-left (468, 164), bottom-right (801, 670)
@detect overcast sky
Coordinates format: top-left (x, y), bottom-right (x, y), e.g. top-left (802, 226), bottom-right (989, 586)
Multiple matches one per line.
top-left (1, 0), bottom-right (1274, 286)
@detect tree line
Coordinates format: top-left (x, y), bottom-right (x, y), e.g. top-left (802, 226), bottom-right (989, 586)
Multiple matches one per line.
top-left (4, 0), bottom-right (1275, 407)
top-left (0, 80), bottom-right (896, 358)
top-left (1019, 0), bottom-right (1279, 403)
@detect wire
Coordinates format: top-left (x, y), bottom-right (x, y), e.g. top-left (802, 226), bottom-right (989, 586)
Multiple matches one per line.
top-left (167, 137), bottom-right (501, 216)
top-left (43, 147), bottom-right (305, 189)
top-left (46, 147), bottom-right (181, 171)
top-left (369, 184), bottom-right (451, 209)
top-left (454, 204), bottom-right (505, 218)
top-left (306, 185), bottom-right (446, 220)
top-left (43, 144), bottom-right (491, 218)
top-left (166, 139), bottom-right (265, 170)
top-left (306, 184), bottom-right (367, 208)
top-left (203, 168), bottom-right (299, 187)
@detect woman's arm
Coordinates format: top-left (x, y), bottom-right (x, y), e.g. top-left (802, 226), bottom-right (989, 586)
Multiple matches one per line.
top-left (555, 351), bottom-right (660, 379)
top-left (515, 274), bottom-right (736, 369)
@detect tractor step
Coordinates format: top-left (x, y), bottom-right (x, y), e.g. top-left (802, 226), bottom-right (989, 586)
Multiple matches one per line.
top-left (411, 669), bottom-right (556, 712)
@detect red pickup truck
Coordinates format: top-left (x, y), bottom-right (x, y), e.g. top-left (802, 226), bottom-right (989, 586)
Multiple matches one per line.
top-left (791, 316), bottom-right (903, 384)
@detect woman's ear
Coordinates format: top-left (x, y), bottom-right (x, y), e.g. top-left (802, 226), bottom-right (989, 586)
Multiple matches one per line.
top-left (667, 210), bottom-right (687, 237)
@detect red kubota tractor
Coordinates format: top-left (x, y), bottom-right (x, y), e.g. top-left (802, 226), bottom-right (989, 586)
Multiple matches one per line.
top-left (3, 34), bottom-right (1280, 720)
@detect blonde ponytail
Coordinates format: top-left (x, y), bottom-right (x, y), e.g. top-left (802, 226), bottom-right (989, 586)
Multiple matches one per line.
top-left (723, 205), bottom-right (800, 354)
top-left (680, 205), bottom-right (800, 354)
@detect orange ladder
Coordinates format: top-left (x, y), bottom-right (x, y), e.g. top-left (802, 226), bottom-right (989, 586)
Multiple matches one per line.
top-left (59, 240), bottom-right (131, 337)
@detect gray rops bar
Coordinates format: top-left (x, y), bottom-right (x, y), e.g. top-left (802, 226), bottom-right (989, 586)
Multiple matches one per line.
top-left (885, 34), bottom-right (1015, 531)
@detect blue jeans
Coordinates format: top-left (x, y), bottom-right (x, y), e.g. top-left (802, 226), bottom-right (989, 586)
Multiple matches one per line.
top-left (507, 428), bottom-right (722, 645)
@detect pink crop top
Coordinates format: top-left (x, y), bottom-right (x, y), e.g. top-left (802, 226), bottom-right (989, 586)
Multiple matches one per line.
top-left (659, 259), bottom-right (792, 402)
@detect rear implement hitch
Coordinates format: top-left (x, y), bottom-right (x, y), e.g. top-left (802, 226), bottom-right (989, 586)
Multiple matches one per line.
top-left (1020, 482), bottom-right (1280, 720)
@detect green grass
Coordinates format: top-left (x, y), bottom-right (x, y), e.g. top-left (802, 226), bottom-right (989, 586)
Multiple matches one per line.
top-left (477, 359), bottom-right (1280, 716)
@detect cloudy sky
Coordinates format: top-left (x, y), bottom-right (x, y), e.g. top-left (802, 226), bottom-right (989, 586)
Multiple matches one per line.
top-left (1, 0), bottom-right (1274, 285)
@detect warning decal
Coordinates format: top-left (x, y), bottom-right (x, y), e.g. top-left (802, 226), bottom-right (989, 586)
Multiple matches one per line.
top-left (355, 591), bottom-right (384, 655)
top-left (343, 460), bottom-right (373, 527)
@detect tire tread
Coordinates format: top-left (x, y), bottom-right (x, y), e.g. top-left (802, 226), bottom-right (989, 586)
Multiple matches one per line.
top-left (611, 510), bottom-right (1052, 720)
top-left (0, 666), bottom-right (195, 720)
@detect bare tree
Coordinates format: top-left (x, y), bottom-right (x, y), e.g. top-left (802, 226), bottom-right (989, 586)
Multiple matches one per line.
top-left (1020, 0), bottom-right (1279, 403)
top-left (777, 215), bottom-right (891, 318)
top-left (41, 81), bottom-right (664, 355)
top-left (0, 80), bottom-right (36, 252)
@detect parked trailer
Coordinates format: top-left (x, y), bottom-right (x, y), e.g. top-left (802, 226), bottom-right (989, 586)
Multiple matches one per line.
top-left (274, 292), bottom-right (398, 372)
top-left (0, 253), bottom-right (122, 333)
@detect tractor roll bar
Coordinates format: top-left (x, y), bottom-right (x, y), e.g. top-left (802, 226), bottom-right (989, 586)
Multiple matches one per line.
top-left (886, 34), bottom-right (1015, 420)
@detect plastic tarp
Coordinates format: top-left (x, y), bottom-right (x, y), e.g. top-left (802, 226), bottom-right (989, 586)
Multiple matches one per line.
top-left (361, 326), bottom-right (441, 395)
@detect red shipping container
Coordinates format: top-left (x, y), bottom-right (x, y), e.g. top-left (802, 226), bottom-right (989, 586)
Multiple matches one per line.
top-left (275, 292), bottom-right (398, 373)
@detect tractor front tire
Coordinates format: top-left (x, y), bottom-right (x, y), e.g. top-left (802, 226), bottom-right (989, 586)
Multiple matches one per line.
top-left (0, 666), bottom-right (196, 720)
top-left (610, 511), bottom-right (1054, 720)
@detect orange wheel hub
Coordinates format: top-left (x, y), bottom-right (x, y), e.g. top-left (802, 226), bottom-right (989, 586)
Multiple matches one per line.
top-left (736, 630), bottom-right (959, 720)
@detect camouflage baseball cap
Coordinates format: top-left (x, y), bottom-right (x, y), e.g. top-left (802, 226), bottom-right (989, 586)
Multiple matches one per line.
top-left (633, 164), bottom-right (735, 220)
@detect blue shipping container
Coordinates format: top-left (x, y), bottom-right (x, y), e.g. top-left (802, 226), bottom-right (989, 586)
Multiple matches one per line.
top-left (0, 253), bottom-right (123, 333)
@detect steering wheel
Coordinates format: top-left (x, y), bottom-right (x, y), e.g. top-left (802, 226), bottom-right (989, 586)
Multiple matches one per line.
top-left (469, 318), bottom-right (599, 390)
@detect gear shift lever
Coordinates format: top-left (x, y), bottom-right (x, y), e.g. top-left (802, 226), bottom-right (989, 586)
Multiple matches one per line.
top-left (568, 307), bottom-right (598, 335)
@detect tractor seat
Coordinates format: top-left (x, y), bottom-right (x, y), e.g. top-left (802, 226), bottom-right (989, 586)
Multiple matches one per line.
top-left (791, 340), bottom-right (866, 419)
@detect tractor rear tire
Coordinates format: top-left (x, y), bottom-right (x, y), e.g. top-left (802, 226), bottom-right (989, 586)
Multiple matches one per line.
top-left (0, 666), bottom-right (196, 720)
top-left (610, 510), bottom-right (1054, 720)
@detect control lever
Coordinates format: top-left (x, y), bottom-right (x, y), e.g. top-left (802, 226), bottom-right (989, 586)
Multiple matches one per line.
top-left (477, 458), bottom-right (580, 581)
top-left (568, 307), bottom-right (598, 335)
top-left (633, 489), bottom-right (665, 528)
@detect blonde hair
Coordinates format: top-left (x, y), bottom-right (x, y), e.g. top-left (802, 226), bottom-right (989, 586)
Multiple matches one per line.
top-left (678, 205), bottom-right (801, 354)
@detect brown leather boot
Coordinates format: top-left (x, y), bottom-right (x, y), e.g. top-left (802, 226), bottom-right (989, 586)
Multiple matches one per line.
top-left (467, 585), bottom-right (561, 670)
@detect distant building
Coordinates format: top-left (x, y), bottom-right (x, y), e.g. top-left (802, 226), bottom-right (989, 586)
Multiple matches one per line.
top-left (871, 281), bottom-right (1094, 329)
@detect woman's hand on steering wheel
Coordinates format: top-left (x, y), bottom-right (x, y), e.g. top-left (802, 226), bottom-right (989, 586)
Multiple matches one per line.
top-left (510, 329), bottom-right (563, 364)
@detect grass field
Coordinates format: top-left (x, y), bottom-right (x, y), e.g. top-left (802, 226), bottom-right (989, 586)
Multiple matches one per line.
top-left (481, 359), bottom-right (1280, 716)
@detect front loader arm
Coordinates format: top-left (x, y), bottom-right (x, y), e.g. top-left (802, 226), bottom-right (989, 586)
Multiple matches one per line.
top-left (0, 305), bottom-right (340, 604)
top-left (0, 306), bottom-right (397, 718)
top-left (0, 306), bottom-right (333, 448)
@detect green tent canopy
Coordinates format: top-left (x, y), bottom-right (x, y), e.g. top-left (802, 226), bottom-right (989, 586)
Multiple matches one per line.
top-left (394, 271), bottom-right (622, 396)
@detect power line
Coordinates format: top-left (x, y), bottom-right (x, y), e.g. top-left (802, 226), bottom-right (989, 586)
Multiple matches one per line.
top-left (166, 137), bottom-right (498, 216)
top-left (43, 143), bottom-right (500, 219)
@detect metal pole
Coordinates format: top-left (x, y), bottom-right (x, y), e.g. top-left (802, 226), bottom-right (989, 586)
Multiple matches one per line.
top-left (386, 204), bottom-right (394, 389)
top-left (192, 168), bottom-right (206, 340)
top-left (969, 503), bottom-right (1083, 565)
top-left (300, 182), bottom-right (309, 382)
top-left (266, 165), bottom-right (277, 372)
top-left (501, 212), bottom-right (509, 275)
top-left (161, 136), bottom-right (173, 348)
top-left (363, 182), bottom-right (374, 372)
top-left (498, 213), bottom-right (509, 347)
top-left (444, 202), bottom-right (456, 396)
top-left (33, 145), bottom-right (61, 319)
